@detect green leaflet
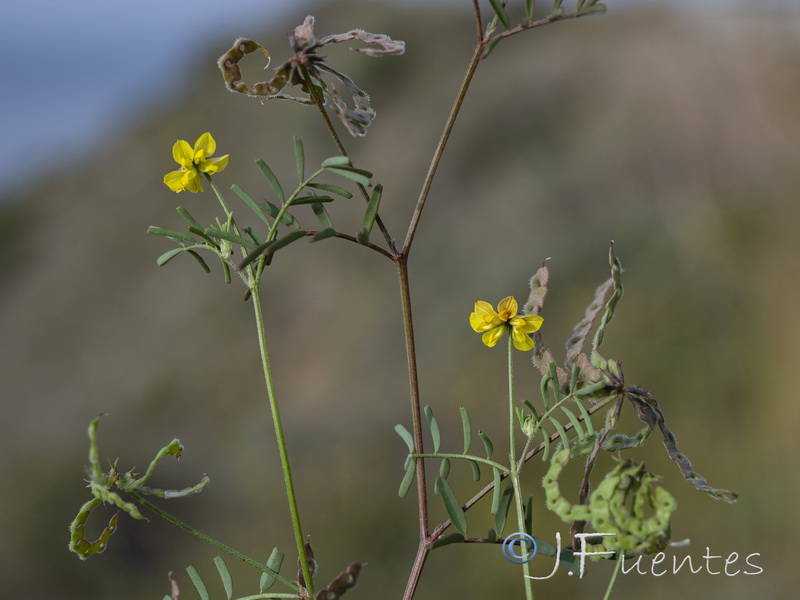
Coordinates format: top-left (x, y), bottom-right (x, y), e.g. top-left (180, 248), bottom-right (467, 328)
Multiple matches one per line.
top-left (311, 203), bottom-right (334, 228)
top-left (398, 459), bottom-right (416, 498)
top-left (526, 0), bottom-right (535, 21)
top-left (261, 201), bottom-right (300, 229)
top-left (259, 547), bottom-right (284, 592)
top-left (293, 136), bottom-right (305, 182)
top-left (468, 459), bottom-right (480, 481)
top-left (147, 226), bottom-right (196, 244)
top-left (239, 230), bottom-right (307, 270)
top-left (321, 156), bottom-right (351, 168)
top-left (176, 206), bottom-right (203, 229)
top-left (325, 166), bottom-right (372, 187)
top-left (307, 182), bottom-right (353, 199)
top-left (438, 458), bottom-right (451, 481)
top-left (312, 228), bottom-right (337, 242)
top-left (559, 406), bottom-right (585, 441)
top-left (362, 183), bottom-right (383, 237)
top-left (424, 405), bottom-right (441, 452)
top-left (187, 250), bottom-right (211, 273)
top-left (204, 227), bottom-right (256, 250)
top-left (459, 407), bottom-right (472, 454)
top-left (394, 424), bottom-right (414, 453)
top-left (264, 230), bottom-right (306, 258)
top-left (489, 0), bottom-right (511, 28)
top-left (255, 159), bottom-right (285, 203)
top-left (292, 195), bottom-right (335, 205)
top-left (187, 565), bottom-right (209, 600)
top-left (231, 184), bottom-right (273, 228)
top-left (213, 556), bottom-right (233, 599)
top-left (540, 424), bottom-right (551, 462)
top-left (523, 494), bottom-right (533, 536)
top-left (494, 483), bottom-right (514, 535)
top-left (437, 476), bottom-right (468, 536)
top-left (478, 429), bottom-right (494, 458)
top-left (491, 468), bottom-right (502, 515)
top-left (548, 416), bottom-right (570, 450)
top-left (156, 247), bottom-right (184, 266)
top-left (187, 225), bottom-right (217, 246)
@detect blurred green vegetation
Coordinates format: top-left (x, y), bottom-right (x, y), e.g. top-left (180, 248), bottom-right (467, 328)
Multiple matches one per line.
top-left (1, 2), bottom-right (798, 599)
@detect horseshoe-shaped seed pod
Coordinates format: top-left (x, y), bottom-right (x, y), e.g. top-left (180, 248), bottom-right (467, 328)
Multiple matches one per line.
top-left (544, 448), bottom-right (592, 522)
top-left (68, 498), bottom-right (120, 559)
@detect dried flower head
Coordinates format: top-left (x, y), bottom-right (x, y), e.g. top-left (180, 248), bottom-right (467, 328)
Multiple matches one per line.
top-left (218, 16), bottom-right (405, 136)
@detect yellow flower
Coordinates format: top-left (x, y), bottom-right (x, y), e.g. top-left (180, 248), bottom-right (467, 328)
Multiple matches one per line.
top-left (163, 132), bottom-right (229, 193)
top-left (469, 296), bottom-right (543, 351)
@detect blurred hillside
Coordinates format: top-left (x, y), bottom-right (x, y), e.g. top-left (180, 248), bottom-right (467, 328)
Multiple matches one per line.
top-left (1, 2), bottom-right (798, 599)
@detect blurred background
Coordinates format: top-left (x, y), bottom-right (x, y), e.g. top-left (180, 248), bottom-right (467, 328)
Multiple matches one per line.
top-left (1, 0), bottom-right (798, 598)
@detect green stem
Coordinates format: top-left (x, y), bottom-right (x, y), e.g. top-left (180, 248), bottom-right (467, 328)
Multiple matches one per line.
top-left (206, 175), bottom-right (233, 218)
top-left (129, 492), bottom-right (297, 591)
top-left (509, 469), bottom-right (535, 600)
top-left (603, 556), bottom-right (624, 600)
top-left (411, 453), bottom-right (510, 473)
top-left (264, 168), bottom-right (324, 242)
top-left (507, 337), bottom-right (535, 600)
top-left (508, 337), bottom-right (515, 463)
top-left (250, 284), bottom-right (315, 597)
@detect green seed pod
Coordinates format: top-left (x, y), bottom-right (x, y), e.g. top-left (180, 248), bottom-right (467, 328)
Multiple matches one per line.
top-left (68, 499), bottom-right (120, 560)
top-left (543, 448), bottom-right (591, 522)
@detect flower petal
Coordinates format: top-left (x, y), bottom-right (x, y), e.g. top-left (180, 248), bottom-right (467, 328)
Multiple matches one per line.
top-left (470, 301), bottom-right (501, 332)
top-left (473, 301), bottom-right (497, 317)
top-left (511, 328), bottom-right (535, 351)
top-left (181, 169), bottom-right (203, 193)
top-left (511, 314), bottom-right (544, 334)
top-left (497, 296), bottom-right (518, 320)
top-left (172, 140), bottom-right (194, 167)
top-left (163, 169), bottom-right (187, 192)
top-left (198, 154), bottom-right (229, 174)
top-left (482, 325), bottom-right (507, 348)
top-left (194, 132), bottom-right (216, 161)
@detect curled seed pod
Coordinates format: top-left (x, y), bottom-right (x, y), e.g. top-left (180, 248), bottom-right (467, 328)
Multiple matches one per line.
top-left (218, 39), bottom-right (277, 96)
top-left (68, 499), bottom-right (120, 560)
top-left (544, 448), bottom-right (591, 522)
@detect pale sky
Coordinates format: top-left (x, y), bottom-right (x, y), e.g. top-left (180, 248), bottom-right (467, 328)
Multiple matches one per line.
top-left (0, 0), bottom-right (793, 198)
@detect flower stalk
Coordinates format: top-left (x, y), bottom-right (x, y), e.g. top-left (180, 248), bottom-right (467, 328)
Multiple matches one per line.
top-left (250, 281), bottom-right (316, 598)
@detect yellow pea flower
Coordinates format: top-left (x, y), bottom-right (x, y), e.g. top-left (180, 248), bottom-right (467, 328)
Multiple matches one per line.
top-left (469, 296), bottom-right (543, 351)
top-left (163, 132), bottom-right (229, 193)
